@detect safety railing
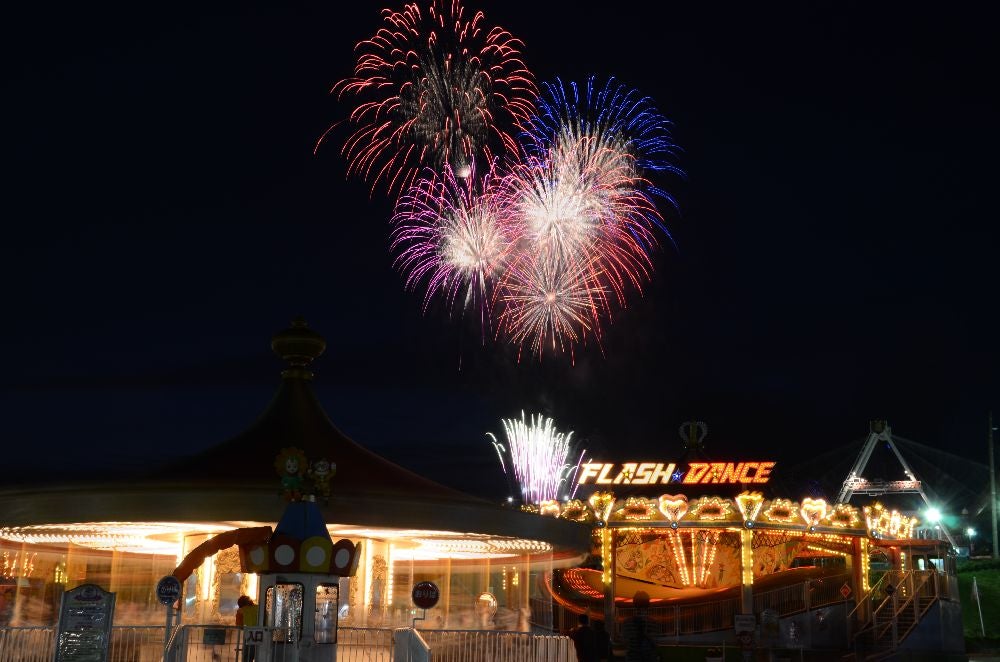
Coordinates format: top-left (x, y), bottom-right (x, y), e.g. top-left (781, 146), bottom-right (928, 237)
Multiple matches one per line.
top-left (0, 624), bottom-right (572, 662)
top-left (0, 626), bottom-right (166, 662)
top-left (0, 626), bottom-right (55, 662)
top-left (614, 574), bottom-right (856, 640)
top-left (529, 596), bottom-right (555, 631)
top-left (339, 627), bottom-right (395, 662)
top-left (753, 573), bottom-right (853, 617)
top-left (392, 627), bottom-right (430, 662)
top-left (852, 570), bottom-right (941, 657)
top-left (617, 597), bottom-right (739, 638)
top-left (419, 629), bottom-right (574, 662)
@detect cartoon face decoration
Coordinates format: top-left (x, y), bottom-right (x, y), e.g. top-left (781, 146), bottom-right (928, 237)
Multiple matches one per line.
top-left (285, 457), bottom-right (300, 475)
top-left (313, 459), bottom-right (330, 476)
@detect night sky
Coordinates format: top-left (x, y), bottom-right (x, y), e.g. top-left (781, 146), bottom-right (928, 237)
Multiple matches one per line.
top-left (5, 2), bottom-right (997, 509)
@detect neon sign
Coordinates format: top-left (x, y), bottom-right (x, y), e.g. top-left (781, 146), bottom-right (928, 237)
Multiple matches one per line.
top-left (577, 461), bottom-right (776, 485)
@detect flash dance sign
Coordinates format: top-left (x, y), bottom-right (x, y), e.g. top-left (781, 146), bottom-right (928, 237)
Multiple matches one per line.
top-left (577, 461), bottom-right (776, 486)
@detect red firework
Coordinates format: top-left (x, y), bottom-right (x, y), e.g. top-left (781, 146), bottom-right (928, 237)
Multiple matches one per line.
top-left (326, 0), bottom-right (536, 195)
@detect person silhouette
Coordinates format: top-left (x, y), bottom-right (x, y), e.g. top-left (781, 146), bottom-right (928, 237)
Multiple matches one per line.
top-left (569, 613), bottom-right (599, 662)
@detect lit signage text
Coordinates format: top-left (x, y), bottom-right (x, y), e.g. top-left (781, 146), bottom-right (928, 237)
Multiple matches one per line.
top-left (577, 462), bottom-right (776, 486)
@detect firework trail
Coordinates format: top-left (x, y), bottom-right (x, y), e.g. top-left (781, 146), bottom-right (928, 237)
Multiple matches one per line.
top-left (327, 0), bottom-right (537, 195)
top-left (487, 412), bottom-right (586, 504)
top-left (390, 161), bottom-right (516, 326)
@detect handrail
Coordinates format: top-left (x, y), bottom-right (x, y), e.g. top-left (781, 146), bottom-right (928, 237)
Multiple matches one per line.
top-left (847, 571), bottom-right (895, 619)
top-left (852, 570), bottom-right (943, 658)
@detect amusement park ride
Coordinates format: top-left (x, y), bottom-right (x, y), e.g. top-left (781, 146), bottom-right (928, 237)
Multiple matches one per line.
top-left (538, 421), bottom-right (965, 656)
top-left (836, 420), bottom-right (957, 547)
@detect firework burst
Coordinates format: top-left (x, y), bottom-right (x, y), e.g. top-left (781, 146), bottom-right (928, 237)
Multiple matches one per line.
top-left (391, 161), bottom-right (515, 325)
top-left (487, 412), bottom-right (586, 504)
top-left (328, 0), bottom-right (536, 195)
top-left (490, 77), bottom-right (680, 357)
top-left (523, 76), bottom-right (682, 200)
top-left (497, 249), bottom-right (605, 357)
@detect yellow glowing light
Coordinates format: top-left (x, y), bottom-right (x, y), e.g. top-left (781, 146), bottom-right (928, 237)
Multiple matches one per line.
top-left (1, 551), bottom-right (35, 579)
top-left (863, 503), bottom-right (892, 536)
top-left (364, 539), bottom-right (373, 609)
top-left (559, 499), bottom-right (593, 523)
top-left (682, 461), bottom-right (776, 484)
top-left (600, 528), bottom-right (612, 585)
top-left (0, 522), bottom-right (245, 556)
top-left (589, 492), bottom-right (616, 523)
top-left (805, 544), bottom-right (850, 558)
top-left (688, 496), bottom-right (735, 521)
top-left (740, 529), bottom-right (753, 586)
top-left (762, 499), bottom-right (799, 524)
top-left (539, 500), bottom-right (561, 517)
top-left (825, 504), bottom-right (860, 528)
top-left (735, 491), bottom-right (764, 523)
top-left (386, 543), bottom-right (394, 605)
top-left (657, 494), bottom-right (689, 522)
top-left (861, 538), bottom-right (870, 592)
top-left (693, 530), bottom-right (720, 586)
top-left (613, 497), bottom-right (659, 521)
top-left (668, 530), bottom-right (691, 586)
top-left (800, 498), bottom-right (828, 528)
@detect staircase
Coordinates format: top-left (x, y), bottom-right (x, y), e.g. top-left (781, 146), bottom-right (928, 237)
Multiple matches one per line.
top-left (850, 571), bottom-right (940, 660)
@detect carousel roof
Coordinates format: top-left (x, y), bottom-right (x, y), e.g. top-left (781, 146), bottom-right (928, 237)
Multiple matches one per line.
top-left (163, 317), bottom-right (472, 500)
top-left (0, 319), bottom-right (590, 555)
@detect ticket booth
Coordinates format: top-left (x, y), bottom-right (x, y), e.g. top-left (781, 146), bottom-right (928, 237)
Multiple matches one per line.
top-left (237, 499), bottom-right (361, 662)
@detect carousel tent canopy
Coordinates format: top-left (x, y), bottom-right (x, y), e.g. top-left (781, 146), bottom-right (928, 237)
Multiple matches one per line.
top-left (0, 319), bottom-right (590, 556)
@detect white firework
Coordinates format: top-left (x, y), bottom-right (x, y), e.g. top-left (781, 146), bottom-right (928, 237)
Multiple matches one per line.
top-left (487, 412), bottom-right (586, 504)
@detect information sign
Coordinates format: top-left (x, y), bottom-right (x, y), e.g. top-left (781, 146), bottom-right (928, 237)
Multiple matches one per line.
top-left (155, 575), bottom-right (182, 606)
top-left (734, 614), bottom-right (756, 633)
top-left (411, 581), bottom-right (440, 609)
top-left (55, 584), bottom-right (116, 662)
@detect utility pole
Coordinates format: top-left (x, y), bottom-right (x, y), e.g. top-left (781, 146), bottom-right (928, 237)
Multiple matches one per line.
top-left (990, 410), bottom-right (998, 560)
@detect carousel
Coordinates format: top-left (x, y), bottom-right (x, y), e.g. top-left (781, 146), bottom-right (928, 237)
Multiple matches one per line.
top-left (0, 320), bottom-right (590, 632)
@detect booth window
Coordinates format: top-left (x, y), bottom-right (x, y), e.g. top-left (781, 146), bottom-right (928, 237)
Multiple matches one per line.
top-left (265, 583), bottom-right (303, 643)
top-left (315, 583), bottom-right (339, 644)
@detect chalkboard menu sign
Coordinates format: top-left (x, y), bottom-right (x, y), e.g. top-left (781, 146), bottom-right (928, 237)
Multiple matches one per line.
top-left (55, 584), bottom-right (116, 662)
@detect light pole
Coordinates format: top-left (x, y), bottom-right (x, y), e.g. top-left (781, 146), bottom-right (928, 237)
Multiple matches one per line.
top-left (967, 527), bottom-right (977, 557)
top-left (990, 411), bottom-right (997, 560)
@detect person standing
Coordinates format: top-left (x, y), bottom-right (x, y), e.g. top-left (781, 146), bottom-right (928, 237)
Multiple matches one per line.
top-left (235, 596), bottom-right (258, 662)
top-left (569, 613), bottom-right (599, 662)
top-left (593, 619), bottom-right (612, 662)
top-left (622, 591), bottom-right (658, 662)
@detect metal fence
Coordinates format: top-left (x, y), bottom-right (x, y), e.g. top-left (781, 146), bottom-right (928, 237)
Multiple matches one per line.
top-left (0, 626), bottom-right (54, 662)
top-left (420, 629), bottom-right (573, 662)
top-left (615, 574), bottom-right (856, 640)
top-left (0, 626), bottom-right (164, 662)
top-left (0, 625), bottom-right (571, 662)
top-left (753, 573), bottom-right (853, 617)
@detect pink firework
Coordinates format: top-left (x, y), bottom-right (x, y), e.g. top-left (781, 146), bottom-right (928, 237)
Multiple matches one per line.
top-left (497, 249), bottom-right (606, 359)
top-left (327, 0), bottom-right (536, 195)
top-left (391, 161), bottom-right (516, 326)
top-left (496, 135), bottom-right (662, 356)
